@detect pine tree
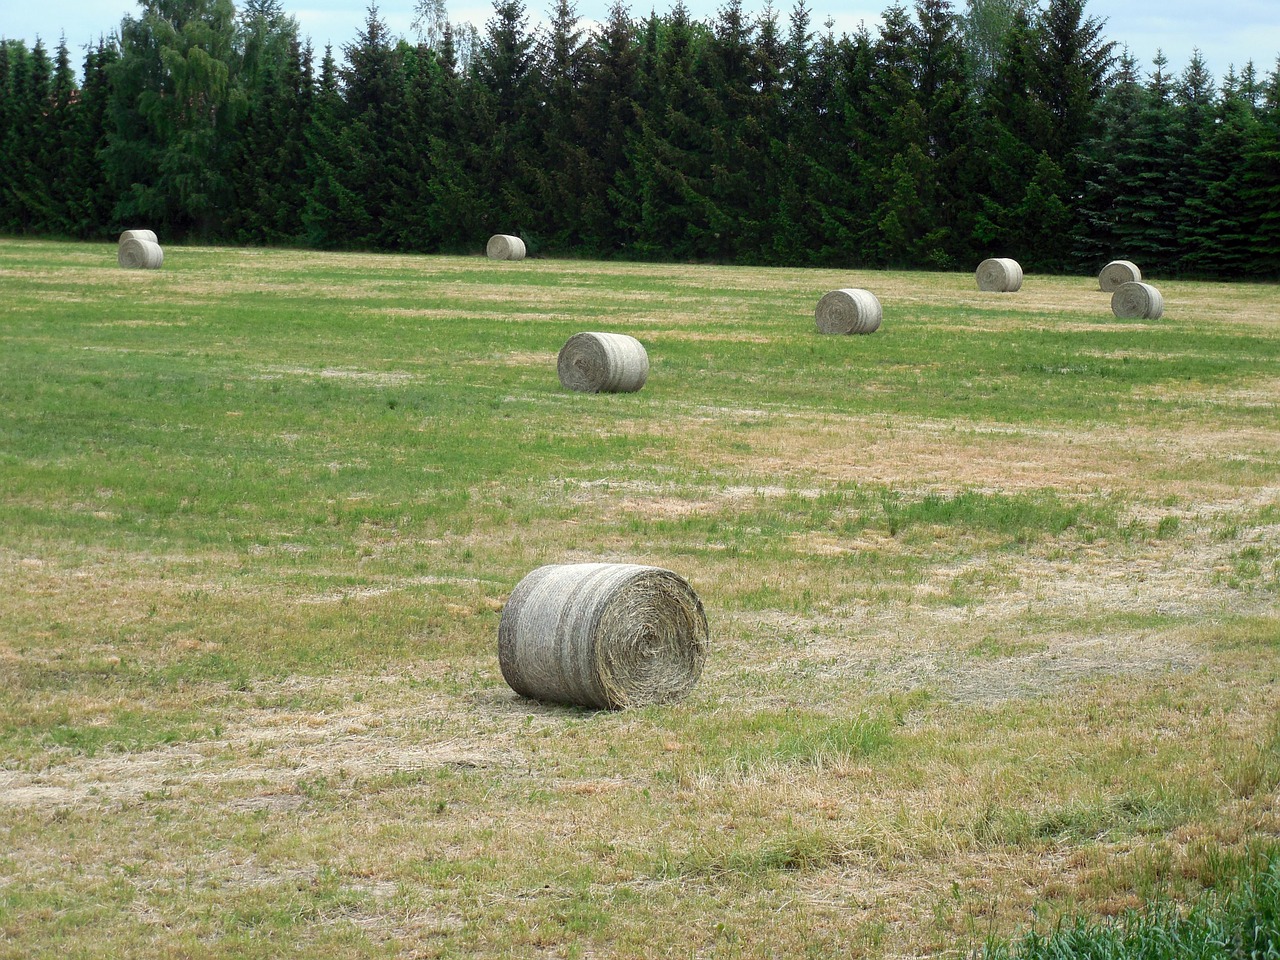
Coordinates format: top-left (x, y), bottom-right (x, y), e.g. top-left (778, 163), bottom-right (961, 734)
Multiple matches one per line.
top-left (65, 40), bottom-right (121, 239)
top-left (529, 0), bottom-right (591, 250)
top-left (472, 0), bottom-right (540, 238)
top-left (769, 0), bottom-right (818, 264)
top-left (580, 0), bottom-right (641, 255)
top-left (1075, 51), bottom-right (1143, 270)
top-left (1, 39), bottom-right (54, 234)
top-left (230, 4), bottom-right (310, 243)
top-left (1107, 53), bottom-right (1183, 274)
top-left (301, 45), bottom-right (352, 247)
top-left (1239, 60), bottom-right (1280, 276)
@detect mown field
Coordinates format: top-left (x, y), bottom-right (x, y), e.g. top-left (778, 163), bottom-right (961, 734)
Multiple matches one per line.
top-left (1, 238), bottom-right (1277, 959)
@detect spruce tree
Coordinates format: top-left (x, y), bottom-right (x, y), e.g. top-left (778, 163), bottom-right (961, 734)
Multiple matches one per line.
top-left (530, 0), bottom-right (591, 250)
top-left (580, 0), bottom-right (641, 255)
top-left (1239, 60), bottom-right (1280, 276)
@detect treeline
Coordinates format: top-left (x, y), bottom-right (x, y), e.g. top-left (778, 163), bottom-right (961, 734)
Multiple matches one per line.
top-left (3, 0), bottom-right (1280, 277)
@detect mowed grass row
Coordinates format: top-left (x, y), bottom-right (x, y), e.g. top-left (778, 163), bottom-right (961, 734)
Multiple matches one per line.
top-left (1, 239), bottom-right (1278, 958)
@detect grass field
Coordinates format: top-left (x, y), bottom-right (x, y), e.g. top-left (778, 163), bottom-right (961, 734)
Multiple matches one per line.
top-left (1, 238), bottom-right (1277, 958)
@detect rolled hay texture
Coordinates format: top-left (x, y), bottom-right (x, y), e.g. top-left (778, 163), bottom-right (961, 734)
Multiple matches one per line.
top-left (557, 332), bottom-right (649, 393)
top-left (1098, 260), bottom-right (1141, 292)
top-left (975, 257), bottom-right (1024, 292)
top-left (815, 288), bottom-right (883, 335)
top-left (486, 234), bottom-right (527, 260)
top-left (117, 238), bottom-right (164, 270)
top-left (1110, 281), bottom-right (1164, 320)
top-left (498, 562), bottom-right (709, 709)
top-left (119, 229), bottom-right (157, 244)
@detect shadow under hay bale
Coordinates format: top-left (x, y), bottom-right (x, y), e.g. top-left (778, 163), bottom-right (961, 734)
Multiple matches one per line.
top-left (557, 332), bottom-right (649, 393)
top-left (1111, 281), bottom-right (1164, 319)
top-left (117, 238), bottom-right (164, 270)
top-left (815, 288), bottom-right (882, 335)
top-left (976, 257), bottom-right (1023, 292)
top-left (498, 562), bottom-right (709, 710)
top-left (486, 234), bottom-right (526, 260)
top-left (1099, 260), bottom-right (1141, 292)
top-left (118, 229), bottom-right (157, 244)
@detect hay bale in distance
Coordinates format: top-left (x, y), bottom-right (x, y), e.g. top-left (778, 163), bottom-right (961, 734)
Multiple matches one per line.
top-left (557, 332), bottom-right (649, 393)
top-left (486, 234), bottom-right (527, 261)
top-left (1111, 281), bottom-right (1164, 320)
top-left (815, 288), bottom-right (882, 335)
top-left (117, 238), bottom-right (164, 270)
top-left (1098, 260), bottom-right (1141, 292)
top-left (498, 562), bottom-right (709, 709)
top-left (119, 229), bottom-right (158, 244)
top-left (975, 257), bottom-right (1023, 292)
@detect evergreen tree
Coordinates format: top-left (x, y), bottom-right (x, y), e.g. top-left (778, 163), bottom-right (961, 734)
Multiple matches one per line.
top-left (529, 0), bottom-right (591, 249)
top-left (700, 0), bottom-right (769, 261)
top-left (580, 0), bottom-right (641, 254)
top-left (1075, 50), bottom-right (1143, 269)
top-left (911, 0), bottom-right (972, 267)
top-left (471, 0), bottom-right (541, 239)
top-left (230, 3), bottom-right (310, 243)
top-left (1239, 60), bottom-right (1280, 276)
top-left (625, 4), bottom-right (720, 259)
top-left (105, 0), bottom-right (245, 240)
top-left (0, 39), bottom-right (53, 234)
top-left (768, 0), bottom-right (817, 264)
top-left (301, 45), bottom-right (354, 247)
top-left (300, 6), bottom-right (408, 248)
top-left (867, 4), bottom-right (930, 266)
top-left (65, 40), bottom-right (122, 239)
top-left (1107, 53), bottom-right (1183, 274)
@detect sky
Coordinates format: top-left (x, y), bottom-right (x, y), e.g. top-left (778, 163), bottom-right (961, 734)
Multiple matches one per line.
top-left (5, 0), bottom-right (1280, 84)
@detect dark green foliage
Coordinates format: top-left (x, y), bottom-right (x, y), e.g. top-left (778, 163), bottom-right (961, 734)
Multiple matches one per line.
top-left (0, 0), bottom-right (1276, 275)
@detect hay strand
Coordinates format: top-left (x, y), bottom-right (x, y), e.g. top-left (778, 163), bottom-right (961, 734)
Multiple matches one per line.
top-left (117, 238), bottom-right (164, 270)
top-left (498, 562), bottom-right (709, 709)
top-left (486, 234), bottom-right (527, 261)
top-left (975, 258), bottom-right (1023, 292)
top-left (119, 229), bottom-right (157, 244)
top-left (815, 288), bottom-right (883, 335)
top-left (1110, 281), bottom-right (1164, 320)
top-left (557, 332), bottom-right (649, 393)
top-left (1098, 260), bottom-right (1141, 292)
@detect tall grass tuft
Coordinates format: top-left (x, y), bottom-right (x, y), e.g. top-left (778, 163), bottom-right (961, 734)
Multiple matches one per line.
top-left (983, 850), bottom-right (1280, 959)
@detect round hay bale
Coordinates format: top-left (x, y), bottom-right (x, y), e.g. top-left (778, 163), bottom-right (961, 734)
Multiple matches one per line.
top-left (557, 332), bottom-right (649, 394)
top-left (119, 229), bottom-right (157, 244)
top-left (486, 234), bottom-right (526, 261)
top-left (1098, 260), bottom-right (1141, 292)
top-left (117, 238), bottom-right (164, 270)
top-left (815, 288), bottom-right (882, 335)
top-left (1110, 281), bottom-right (1164, 320)
top-left (498, 562), bottom-right (709, 709)
top-left (975, 257), bottom-right (1023, 292)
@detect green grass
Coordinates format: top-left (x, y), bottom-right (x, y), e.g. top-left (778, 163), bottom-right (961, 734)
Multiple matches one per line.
top-left (984, 849), bottom-right (1280, 959)
top-left (1, 239), bottom-right (1278, 958)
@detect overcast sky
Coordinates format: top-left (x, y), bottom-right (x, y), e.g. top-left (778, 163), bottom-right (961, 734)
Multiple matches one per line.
top-left (5, 0), bottom-right (1279, 84)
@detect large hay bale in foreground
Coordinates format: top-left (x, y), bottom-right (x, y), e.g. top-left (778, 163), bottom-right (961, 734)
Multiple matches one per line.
top-left (557, 332), bottom-right (649, 393)
top-left (1111, 281), bottom-right (1164, 319)
top-left (1098, 260), bottom-right (1141, 292)
top-left (815, 288), bottom-right (882, 335)
top-left (486, 234), bottom-right (526, 260)
top-left (975, 257), bottom-right (1023, 292)
top-left (117, 238), bottom-right (164, 270)
top-left (498, 562), bottom-right (709, 709)
top-left (119, 229), bottom-right (158, 244)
